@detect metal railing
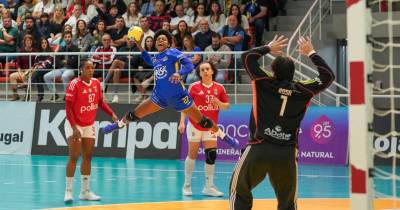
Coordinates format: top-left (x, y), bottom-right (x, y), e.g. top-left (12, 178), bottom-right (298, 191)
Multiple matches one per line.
top-left (0, 50), bottom-right (345, 106)
top-left (283, 0), bottom-right (349, 106)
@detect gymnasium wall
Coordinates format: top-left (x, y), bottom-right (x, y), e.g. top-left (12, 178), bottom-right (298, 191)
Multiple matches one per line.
top-left (0, 102), bottom-right (350, 165)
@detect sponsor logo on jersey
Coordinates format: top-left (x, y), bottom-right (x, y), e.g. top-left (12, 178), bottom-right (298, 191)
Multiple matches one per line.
top-left (80, 103), bottom-right (98, 113)
top-left (197, 103), bottom-right (219, 111)
top-left (154, 65), bottom-right (168, 79)
top-left (162, 56), bottom-right (168, 61)
top-left (214, 89), bottom-right (218, 95)
top-left (198, 90), bottom-right (204, 95)
top-left (83, 89), bottom-right (87, 94)
top-left (264, 125), bottom-right (291, 141)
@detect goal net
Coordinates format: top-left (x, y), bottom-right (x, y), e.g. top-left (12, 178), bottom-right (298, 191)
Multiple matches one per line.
top-left (348, 0), bottom-right (400, 210)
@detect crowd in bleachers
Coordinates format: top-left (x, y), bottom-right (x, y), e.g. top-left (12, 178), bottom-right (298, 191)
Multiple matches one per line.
top-left (0, 0), bottom-right (286, 103)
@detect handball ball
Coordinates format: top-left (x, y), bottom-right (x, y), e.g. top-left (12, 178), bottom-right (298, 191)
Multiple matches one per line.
top-left (127, 26), bottom-right (143, 42)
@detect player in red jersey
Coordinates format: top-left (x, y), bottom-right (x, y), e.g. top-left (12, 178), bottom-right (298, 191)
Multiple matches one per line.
top-left (179, 61), bottom-right (230, 197)
top-left (64, 59), bottom-right (119, 203)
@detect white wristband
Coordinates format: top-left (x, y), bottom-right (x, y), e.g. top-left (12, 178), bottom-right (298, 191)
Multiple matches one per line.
top-left (308, 50), bottom-right (316, 57)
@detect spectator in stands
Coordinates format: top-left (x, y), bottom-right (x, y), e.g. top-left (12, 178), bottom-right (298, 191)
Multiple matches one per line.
top-left (87, 2), bottom-right (108, 31)
top-left (207, 1), bottom-right (225, 32)
top-left (194, 19), bottom-right (213, 51)
top-left (32, 0), bottom-right (55, 19)
top-left (244, 0), bottom-right (268, 46)
top-left (110, 16), bottom-right (128, 49)
top-left (50, 24), bottom-right (72, 51)
top-left (133, 35), bottom-right (155, 103)
top-left (170, 4), bottom-right (191, 32)
top-left (30, 38), bottom-right (53, 102)
top-left (228, 4), bottom-right (249, 34)
top-left (49, 5), bottom-right (66, 45)
top-left (140, 0), bottom-right (155, 17)
top-left (106, 37), bottom-right (140, 103)
top-left (86, 0), bottom-right (99, 21)
top-left (106, 0), bottom-right (126, 15)
top-left (189, 3), bottom-right (207, 33)
top-left (0, 15), bottom-right (18, 64)
top-left (6, 0), bottom-right (17, 16)
top-left (91, 33), bottom-right (116, 78)
top-left (18, 16), bottom-right (41, 48)
top-left (65, 4), bottom-right (89, 36)
top-left (204, 32), bottom-right (231, 83)
top-left (161, 20), bottom-right (171, 32)
top-left (9, 34), bottom-right (36, 101)
top-left (74, 19), bottom-right (93, 52)
top-left (16, 0), bottom-right (33, 25)
top-left (219, 15), bottom-right (245, 51)
top-left (65, 0), bottom-right (85, 19)
top-left (38, 13), bottom-right (51, 38)
top-left (43, 31), bottom-right (79, 101)
top-left (174, 20), bottom-right (191, 49)
top-left (182, 34), bottom-right (202, 84)
top-left (148, 0), bottom-right (170, 32)
top-left (104, 5), bottom-right (119, 31)
top-left (123, 2), bottom-right (142, 28)
top-left (139, 16), bottom-right (154, 48)
top-left (91, 19), bottom-right (106, 49)
top-left (182, 0), bottom-right (194, 17)
top-left (165, 0), bottom-right (177, 17)
top-left (0, 8), bottom-right (17, 29)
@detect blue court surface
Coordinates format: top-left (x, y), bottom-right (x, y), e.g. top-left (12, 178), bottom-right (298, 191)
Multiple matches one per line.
top-left (0, 155), bottom-right (353, 210)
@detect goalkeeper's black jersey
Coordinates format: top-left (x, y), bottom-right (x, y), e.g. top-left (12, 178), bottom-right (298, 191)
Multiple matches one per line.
top-left (242, 46), bottom-right (335, 146)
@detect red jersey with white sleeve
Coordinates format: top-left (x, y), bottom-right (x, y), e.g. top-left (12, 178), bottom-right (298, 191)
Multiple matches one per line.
top-left (188, 81), bottom-right (229, 131)
top-left (65, 78), bottom-right (113, 126)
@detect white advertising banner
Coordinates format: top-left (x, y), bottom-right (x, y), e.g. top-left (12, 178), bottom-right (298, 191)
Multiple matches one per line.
top-left (0, 102), bottom-right (36, 155)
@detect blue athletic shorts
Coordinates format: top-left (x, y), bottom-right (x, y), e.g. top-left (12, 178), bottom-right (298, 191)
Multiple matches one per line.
top-left (150, 91), bottom-right (193, 111)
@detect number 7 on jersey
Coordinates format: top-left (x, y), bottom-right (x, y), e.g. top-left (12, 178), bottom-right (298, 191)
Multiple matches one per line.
top-left (279, 95), bottom-right (288, 116)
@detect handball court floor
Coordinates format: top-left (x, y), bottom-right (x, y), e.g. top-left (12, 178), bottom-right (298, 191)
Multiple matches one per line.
top-left (0, 155), bottom-right (398, 210)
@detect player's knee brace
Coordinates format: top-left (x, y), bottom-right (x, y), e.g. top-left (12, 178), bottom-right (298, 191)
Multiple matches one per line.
top-left (197, 116), bottom-right (213, 129)
top-left (205, 148), bottom-right (217, 165)
top-left (125, 111), bottom-right (140, 122)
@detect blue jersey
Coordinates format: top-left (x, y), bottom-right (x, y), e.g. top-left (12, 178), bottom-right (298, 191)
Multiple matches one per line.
top-left (141, 48), bottom-right (195, 110)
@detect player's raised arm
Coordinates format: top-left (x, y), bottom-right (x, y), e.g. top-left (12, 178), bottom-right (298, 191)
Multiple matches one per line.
top-left (170, 50), bottom-right (195, 84)
top-left (241, 35), bottom-right (288, 80)
top-left (297, 36), bottom-right (335, 95)
top-left (136, 33), bottom-right (154, 66)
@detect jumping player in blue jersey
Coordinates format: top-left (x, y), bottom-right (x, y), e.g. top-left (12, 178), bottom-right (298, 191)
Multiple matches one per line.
top-left (106, 29), bottom-right (239, 148)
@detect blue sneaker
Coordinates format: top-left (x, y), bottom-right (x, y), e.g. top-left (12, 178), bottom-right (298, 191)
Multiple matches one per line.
top-left (221, 135), bottom-right (240, 148)
top-left (102, 122), bottom-right (124, 134)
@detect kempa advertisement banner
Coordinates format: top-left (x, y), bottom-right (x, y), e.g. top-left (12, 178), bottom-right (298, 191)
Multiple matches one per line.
top-left (0, 102), bottom-right (36, 155)
top-left (31, 103), bottom-right (181, 159)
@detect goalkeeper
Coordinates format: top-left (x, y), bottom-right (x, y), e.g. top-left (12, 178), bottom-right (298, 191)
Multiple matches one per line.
top-left (110, 29), bottom-right (239, 148)
top-left (229, 36), bottom-right (335, 210)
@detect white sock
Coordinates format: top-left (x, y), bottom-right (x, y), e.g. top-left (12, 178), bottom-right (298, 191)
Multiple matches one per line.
top-left (216, 128), bottom-right (226, 139)
top-left (66, 177), bottom-right (73, 192)
top-left (205, 163), bottom-right (215, 188)
top-left (81, 175), bottom-right (90, 192)
top-left (184, 157), bottom-right (195, 186)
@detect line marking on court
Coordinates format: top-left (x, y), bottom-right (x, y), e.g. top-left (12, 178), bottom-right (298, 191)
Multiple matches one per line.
top-left (3, 182), bottom-right (14, 185)
top-left (24, 181), bottom-right (35, 184)
top-left (45, 181), bottom-right (56, 183)
top-left (0, 163), bottom-right (349, 178)
top-left (43, 198), bottom-right (350, 210)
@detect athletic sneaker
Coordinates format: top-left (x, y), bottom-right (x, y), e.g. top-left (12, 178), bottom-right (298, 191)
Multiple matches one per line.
top-left (64, 190), bottom-right (73, 203)
top-left (202, 186), bottom-right (224, 197)
top-left (79, 190), bottom-right (101, 201)
top-left (111, 95), bottom-right (119, 103)
top-left (182, 184), bottom-right (193, 196)
top-left (221, 135), bottom-right (240, 148)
